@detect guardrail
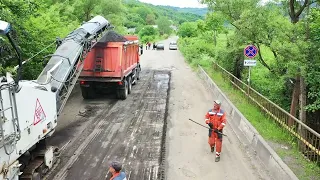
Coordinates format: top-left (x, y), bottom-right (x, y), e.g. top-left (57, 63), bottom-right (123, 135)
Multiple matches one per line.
top-left (207, 62), bottom-right (320, 163)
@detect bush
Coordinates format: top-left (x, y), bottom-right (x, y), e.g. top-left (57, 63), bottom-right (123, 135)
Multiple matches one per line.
top-left (141, 35), bottom-right (154, 43)
top-left (162, 34), bottom-right (169, 39)
top-left (138, 25), bottom-right (158, 38)
top-left (178, 38), bottom-right (214, 67)
top-left (177, 22), bottom-right (198, 38)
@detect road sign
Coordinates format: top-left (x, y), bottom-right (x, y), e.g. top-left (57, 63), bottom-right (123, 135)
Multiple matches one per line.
top-left (244, 60), bottom-right (257, 66)
top-left (244, 45), bottom-right (258, 58)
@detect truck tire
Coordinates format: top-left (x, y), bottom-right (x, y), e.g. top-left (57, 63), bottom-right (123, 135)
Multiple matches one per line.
top-left (128, 76), bottom-right (132, 94)
top-left (81, 87), bottom-right (95, 99)
top-left (136, 67), bottom-right (141, 80)
top-left (133, 69), bottom-right (138, 85)
top-left (116, 79), bottom-right (128, 100)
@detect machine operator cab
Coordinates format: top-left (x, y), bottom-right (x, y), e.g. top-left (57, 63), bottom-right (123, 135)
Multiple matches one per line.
top-left (0, 20), bottom-right (11, 35)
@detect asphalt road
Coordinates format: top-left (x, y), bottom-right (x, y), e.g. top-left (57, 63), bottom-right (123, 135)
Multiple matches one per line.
top-left (45, 37), bottom-right (269, 180)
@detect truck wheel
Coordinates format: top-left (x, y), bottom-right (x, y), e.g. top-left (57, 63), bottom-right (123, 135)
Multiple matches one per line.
top-left (116, 79), bottom-right (128, 100)
top-left (128, 76), bottom-right (132, 94)
top-left (133, 69), bottom-right (138, 85)
top-left (136, 67), bottom-right (141, 80)
top-left (81, 87), bottom-right (89, 99)
top-left (81, 87), bottom-right (95, 99)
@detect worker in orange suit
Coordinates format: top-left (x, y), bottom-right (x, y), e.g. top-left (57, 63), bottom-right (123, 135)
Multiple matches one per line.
top-left (205, 100), bottom-right (226, 162)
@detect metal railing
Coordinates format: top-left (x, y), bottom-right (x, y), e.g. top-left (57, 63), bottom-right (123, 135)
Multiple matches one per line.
top-left (205, 62), bottom-right (320, 163)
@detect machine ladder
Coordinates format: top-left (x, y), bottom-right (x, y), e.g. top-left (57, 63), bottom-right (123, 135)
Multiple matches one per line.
top-left (0, 83), bottom-right (20, 155)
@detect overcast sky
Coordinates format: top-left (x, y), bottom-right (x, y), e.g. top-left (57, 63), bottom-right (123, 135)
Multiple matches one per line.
top-left (138, 0), bottom-right (271, 8)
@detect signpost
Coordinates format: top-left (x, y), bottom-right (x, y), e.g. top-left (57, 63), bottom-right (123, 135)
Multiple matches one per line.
top-left (244, 45), bottom-right (258, 59)
top-left (244, 60), bottom-right (257, 66)
top-left (243, 45), bottom-right (258, 95)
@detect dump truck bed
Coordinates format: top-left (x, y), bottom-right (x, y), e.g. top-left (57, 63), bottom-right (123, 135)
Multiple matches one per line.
top-left (78, 31), bottom-right (142, 100)
top-left (79, 32), bottom-right (140, 82)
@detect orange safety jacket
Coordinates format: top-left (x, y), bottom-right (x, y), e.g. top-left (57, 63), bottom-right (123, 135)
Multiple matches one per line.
top-left (205, 108), bottom-right (226, 130)
top-left (110, 172), bottom-right (127, 180)
top-left (110, 173), bottom-right (120, 180)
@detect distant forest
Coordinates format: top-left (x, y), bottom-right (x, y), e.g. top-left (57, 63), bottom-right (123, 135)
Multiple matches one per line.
top-left (158, 6), bottom-right (208, 16)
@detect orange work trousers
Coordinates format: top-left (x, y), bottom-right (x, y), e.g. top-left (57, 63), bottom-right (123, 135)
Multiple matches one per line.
top-left (208, 131), bottom-right (223, 153)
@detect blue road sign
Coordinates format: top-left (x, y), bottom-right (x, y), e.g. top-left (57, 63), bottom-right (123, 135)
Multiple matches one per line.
top-left (244, 45), bottom-right (258, 58)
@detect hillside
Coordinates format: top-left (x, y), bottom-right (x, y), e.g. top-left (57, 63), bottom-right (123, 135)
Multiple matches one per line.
top-left (0, 0), bottom-right (202, 80)
top-left (124, 0), bottom-right (204, 26)
top-left (159, 6), bottom-right (208, 16)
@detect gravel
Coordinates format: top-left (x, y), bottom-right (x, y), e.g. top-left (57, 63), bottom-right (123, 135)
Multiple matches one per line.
top-left (98, 30), bottom-right (128, 43)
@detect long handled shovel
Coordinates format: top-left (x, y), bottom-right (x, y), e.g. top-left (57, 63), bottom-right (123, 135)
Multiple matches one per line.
top-left (188, 118), bottom-right (233, 144)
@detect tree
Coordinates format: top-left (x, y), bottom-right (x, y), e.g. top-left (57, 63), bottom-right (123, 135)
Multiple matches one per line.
top-left (94, 0), bottom-right (126, 34)
top-left (0, 0), bottom-right (203, 79)
top-left (285, 0), bottom-right (316, 126)
top-left (177, 22), bottom-right (198, 38)
top-left (138, 25), bottom-right (159, 43)
top-left (200, 0), bottom-right (320, 133)
top-left (124, 13), bottom-right (145, 28)
top-left (305, 8), bottom-right (320, 112)
top-left (200, 0), bottom-right (260, 29)
top-left (204, 12), bottom-right (225, 46)
top-left (96, 0), bottom-right (124, 17)
top-left (138, 26), bottom-right (158, 36)
top-left (156, 17), bottom-right (172, 35)
top-left (146, 13), bottom-right (156, 25)
top-left (134, 6), bottom-right (152, 20)
top-left (288, 0), bottom-right (311, 23)
top-left (74, 0), bottom-right (101, 21)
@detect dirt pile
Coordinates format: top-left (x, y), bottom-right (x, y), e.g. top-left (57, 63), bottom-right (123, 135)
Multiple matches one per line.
top-left (98, 30), bottom-right (127, 43)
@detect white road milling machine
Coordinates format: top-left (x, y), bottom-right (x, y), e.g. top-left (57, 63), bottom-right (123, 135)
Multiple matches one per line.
top-left (0, 16), bottom-right (112, 180)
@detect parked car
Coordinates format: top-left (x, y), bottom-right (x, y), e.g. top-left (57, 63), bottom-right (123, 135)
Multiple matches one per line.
top-left (169, 41), bottom-right (177, 50)
top-left (156, 43), bottom-right (164, 50)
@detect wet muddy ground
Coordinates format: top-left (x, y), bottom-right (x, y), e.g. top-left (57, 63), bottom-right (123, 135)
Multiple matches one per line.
top-left (45, 70), bottom-right (170, 180)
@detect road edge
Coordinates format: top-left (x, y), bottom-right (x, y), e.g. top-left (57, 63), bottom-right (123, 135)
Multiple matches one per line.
top-left (197, 65), bottom-right (299, 180)
top-left (158, 71), bottom-right (171, 180)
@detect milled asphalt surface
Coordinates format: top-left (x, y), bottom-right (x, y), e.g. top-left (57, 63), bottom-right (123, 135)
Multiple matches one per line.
top-left (45, 37), bottom-right (269, 180)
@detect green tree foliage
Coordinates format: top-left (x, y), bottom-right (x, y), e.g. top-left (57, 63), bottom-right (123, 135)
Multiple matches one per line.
top-left (156, 17), bottom-right (172, 35)
top-left (203, 12), bottom-right (225, 46)
top-left (0, 0), bottom-right (202, 80)
top-left (138, 26), bottom-right (158, 36)
top-left (133, 6), bottom-right (153, 21)
top-left (305, 8), bottom-right (320, 112)
top-left (146, 14), bottom-right (156, 25)
top-left (1, 0), bottom-right (80, 79)
top-left (160, 6), bottom-right (208, 16)
top-left (177, 22), bottom-right (198, 38)
top-left (138, 25), bottom-right (158, 43)
top-left (183, 0), bottom-right (320, 122)
top-left (74, 0), bottom-right (101, 21)
top-left (125, 13), bottom-right (145, 28)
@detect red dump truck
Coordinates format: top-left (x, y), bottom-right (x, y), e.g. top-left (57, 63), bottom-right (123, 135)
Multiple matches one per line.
top-left (79, 31), bottom-right (143, 100)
